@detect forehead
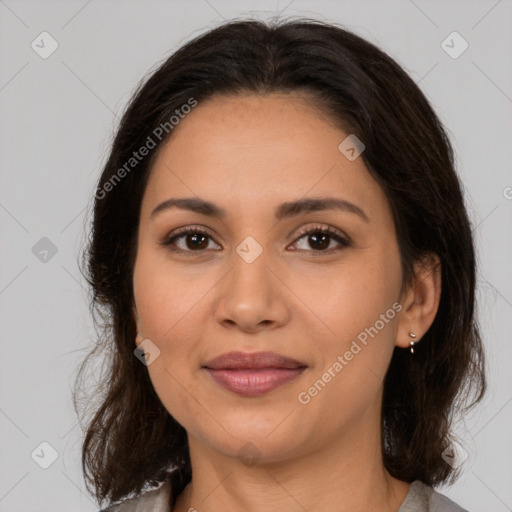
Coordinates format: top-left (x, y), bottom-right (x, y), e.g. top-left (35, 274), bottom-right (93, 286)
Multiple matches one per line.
top-left (141, 93), bottom-right (388, 222)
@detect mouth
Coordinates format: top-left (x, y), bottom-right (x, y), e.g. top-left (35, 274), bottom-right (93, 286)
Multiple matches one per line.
top-left (203, 351), bottom-right (308, 396)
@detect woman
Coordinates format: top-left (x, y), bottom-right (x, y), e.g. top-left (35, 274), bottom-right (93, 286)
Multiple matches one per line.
top-left (74, 18), bottom-right (486, 512)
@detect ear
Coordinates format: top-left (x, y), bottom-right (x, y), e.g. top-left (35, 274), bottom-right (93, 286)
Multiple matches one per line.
top-left (396, 252), bottom-right (442, 349)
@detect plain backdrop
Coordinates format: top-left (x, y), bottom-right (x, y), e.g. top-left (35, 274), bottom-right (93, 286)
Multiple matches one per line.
top-left (0, 1), bottom-right (511, 511)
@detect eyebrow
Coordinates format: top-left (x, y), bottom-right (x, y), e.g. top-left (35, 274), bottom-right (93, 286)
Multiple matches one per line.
top-left (150, 196), bottom-right (369, 223)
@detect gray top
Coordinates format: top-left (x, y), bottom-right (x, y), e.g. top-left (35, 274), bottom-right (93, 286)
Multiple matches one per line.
top-left (100, 479), bottom-right (469, 512)
top-left (398, 481), bottom-right (469, 511)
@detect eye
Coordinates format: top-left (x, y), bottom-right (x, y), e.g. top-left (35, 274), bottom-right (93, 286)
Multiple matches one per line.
top-left (161, 226), bottom-right (221, 253)
top-left (290, 224), bottom-right (351, 255)
top-left (160, 224), bottom-right (351, 255)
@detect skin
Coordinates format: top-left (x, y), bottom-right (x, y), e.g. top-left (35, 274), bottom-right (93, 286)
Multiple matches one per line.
top-left (132, 92), bottom-right (442, 512)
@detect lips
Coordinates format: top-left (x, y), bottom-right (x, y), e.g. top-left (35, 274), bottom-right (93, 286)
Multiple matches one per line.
top-left (204, 351), bottom-right (306, 370)
top-left (203, 351), bottom-right (307, 396)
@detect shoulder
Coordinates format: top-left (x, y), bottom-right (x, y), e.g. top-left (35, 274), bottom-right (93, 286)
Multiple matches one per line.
top-left (98, 480), bottom-right (172, 512)
top-left (399, 480), bottom-right (470, 512)
top-left (429, 486), bottom-right (470, 512)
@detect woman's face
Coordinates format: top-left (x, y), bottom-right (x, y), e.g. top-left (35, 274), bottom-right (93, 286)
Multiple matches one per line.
top-left (133, 92), bottom-right (408, 463)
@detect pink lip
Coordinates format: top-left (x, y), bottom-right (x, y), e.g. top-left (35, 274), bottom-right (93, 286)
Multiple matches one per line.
top-left (203, 351), bottom-right (307, 396)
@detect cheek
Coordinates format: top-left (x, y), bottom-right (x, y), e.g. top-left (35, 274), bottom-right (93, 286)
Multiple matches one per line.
top-left (133, 254), bottom-right (208, 426)
top-left (132, 250), bottom-right (214, 386)
top-left (133, 247), bottom-right (208, 343)
top-left (291, 251), bottom-right (401, 339)
top-left (296, 286), bottom-right (400, 426)
top-left (293, 250), bottom-right (402, 399)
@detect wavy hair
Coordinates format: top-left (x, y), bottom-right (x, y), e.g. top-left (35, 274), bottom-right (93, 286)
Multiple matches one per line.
top-left (74, 17), bottom-right (487, 509)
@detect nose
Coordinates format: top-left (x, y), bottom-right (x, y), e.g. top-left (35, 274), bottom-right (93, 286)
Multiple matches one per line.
top-left (214, 247), bottom-right (290, 333)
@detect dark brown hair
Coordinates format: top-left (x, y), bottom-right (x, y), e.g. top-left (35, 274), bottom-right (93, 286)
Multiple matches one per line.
top-left (74, 17), bottom-right (487, 509)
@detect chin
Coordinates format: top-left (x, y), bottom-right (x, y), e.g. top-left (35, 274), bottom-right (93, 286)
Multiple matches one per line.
top-left (209, 432), bottom-right (305, 466)
top-left (186, 409), bottom-right (313, 464)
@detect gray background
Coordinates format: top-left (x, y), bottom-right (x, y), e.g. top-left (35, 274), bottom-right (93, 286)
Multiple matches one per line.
top-left (1, 1), bottom-right (511, 510)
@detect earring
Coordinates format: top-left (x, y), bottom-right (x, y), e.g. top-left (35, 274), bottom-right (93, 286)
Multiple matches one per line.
top-left (409, 332), bottom-right (417, 354)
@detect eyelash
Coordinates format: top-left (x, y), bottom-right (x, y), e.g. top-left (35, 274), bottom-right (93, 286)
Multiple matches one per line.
top-left (160, 224), bottom-right (351, 256)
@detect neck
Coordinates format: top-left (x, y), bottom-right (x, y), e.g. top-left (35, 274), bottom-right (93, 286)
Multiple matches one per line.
top-left (173, 403), bottom-right (411, 512)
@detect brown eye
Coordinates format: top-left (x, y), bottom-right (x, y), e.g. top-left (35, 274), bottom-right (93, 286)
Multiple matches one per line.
top-left (291, 226), bottom-right (351, 253)
top-left (162, 227), bottom-right (220, 253)
top-left (183, 232), bottom-right (209, 250)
